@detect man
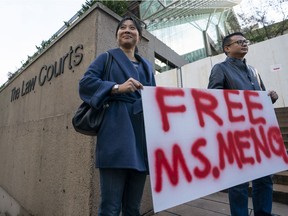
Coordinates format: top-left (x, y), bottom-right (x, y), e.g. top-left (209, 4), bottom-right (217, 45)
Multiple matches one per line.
top-left (208, 32), bottom-right (278, 216)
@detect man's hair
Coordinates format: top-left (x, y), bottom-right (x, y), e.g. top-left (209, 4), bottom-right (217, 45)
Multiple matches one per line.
top-left (222, 32), bottom-right (245, 54)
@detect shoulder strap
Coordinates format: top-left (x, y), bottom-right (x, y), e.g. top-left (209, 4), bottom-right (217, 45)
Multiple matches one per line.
top-left (102, 52), bottom-right (113, 81)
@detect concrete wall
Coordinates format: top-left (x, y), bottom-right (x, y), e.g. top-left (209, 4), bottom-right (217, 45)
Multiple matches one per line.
top-left (0, 4), bottom-right (98, 216)
top-left (0, 3), bottom-right (186, 216)
top-left (156, 34), bottom-right (288, 108)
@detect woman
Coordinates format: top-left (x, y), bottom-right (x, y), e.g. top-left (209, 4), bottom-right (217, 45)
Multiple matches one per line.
top-left (79, 16), bottom-right (156, 216)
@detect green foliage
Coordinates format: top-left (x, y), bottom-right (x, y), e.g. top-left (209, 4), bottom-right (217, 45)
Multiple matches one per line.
top-left (80, 0), bottom-right (128, 16)
top-left (237, 0), bottom-right (288, 42)
top-left (99, 0), bottom-right (128, 16)
top-left (81, 0), bottom-right (95, 13)
top-left (244, 19), bottom-right (288, 43)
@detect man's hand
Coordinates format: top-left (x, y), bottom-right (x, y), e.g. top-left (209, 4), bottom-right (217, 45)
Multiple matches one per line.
top-left (268, 90), bottom-right (278, 104)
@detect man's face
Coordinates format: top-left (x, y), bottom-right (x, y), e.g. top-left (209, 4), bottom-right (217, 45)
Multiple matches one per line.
top-left (224, 35), bottom-right (249, 59)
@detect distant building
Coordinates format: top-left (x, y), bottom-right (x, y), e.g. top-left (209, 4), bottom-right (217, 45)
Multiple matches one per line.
top-left (126, 0), bottom-right (241, 73)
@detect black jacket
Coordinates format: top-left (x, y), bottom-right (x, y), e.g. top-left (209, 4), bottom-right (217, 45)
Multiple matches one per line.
top-left (208, 57), bottom-right (265, 91)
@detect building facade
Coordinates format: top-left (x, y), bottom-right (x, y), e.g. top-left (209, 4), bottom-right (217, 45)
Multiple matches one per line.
top-left (0, 3), bottom-right (186, 215)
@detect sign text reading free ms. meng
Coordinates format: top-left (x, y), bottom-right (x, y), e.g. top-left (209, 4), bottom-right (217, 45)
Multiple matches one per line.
top-left (10, 44), bottom-right (84, 102)
top-left (142, 86), bottom-right (288, 212)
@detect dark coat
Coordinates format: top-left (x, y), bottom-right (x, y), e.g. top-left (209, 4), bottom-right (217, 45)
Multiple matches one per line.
top-left (208, 57), bottom-right (265, 91)
top-left (79, 48), bottom-right (156, 172)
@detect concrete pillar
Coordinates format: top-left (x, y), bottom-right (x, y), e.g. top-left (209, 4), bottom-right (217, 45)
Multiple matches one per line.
top-left (202, 30), bottom-right (212, 57)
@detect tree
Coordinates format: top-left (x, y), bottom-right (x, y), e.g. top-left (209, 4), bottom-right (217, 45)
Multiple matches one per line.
top-left (100, 0), bottom-right (128, 16)
top-left (81, 0), bottom-right (128, 16)
top-left (236, 0), bottom-right (288, 42)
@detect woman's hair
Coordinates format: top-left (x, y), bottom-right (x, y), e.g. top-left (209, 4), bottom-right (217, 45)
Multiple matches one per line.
top-left (115, 16), bottom-right (142, 38)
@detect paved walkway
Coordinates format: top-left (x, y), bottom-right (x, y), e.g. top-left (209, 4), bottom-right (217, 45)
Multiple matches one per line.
top-left (151, 192), bottom-right (288, 216)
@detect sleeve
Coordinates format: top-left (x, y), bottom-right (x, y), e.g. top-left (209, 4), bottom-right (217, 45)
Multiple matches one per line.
top-left (79, 52), bottom-right (116, 109)
top-left (147, 60), bottom-right (156, 87)
top-left (207, 64), bottom-right (225, 89)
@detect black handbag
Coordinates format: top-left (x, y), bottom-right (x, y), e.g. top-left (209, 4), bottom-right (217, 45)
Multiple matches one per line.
top-left (72, 52), bottom-right (112, 136)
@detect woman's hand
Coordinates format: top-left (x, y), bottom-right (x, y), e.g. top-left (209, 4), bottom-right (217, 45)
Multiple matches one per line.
top-left (112, 78), bottom-right (143, 94)
top-left (119, 77), bottom-right (143, 93)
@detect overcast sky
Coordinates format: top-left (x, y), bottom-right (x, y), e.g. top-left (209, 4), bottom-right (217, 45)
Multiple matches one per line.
top-left (0, 0), bottom-right (84, 86)
top-left (0, 0), bottom-right (287, 86)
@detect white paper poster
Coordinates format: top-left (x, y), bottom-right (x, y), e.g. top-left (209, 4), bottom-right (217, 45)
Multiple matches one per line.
top-left (142, 86), bottom-right (288, 212)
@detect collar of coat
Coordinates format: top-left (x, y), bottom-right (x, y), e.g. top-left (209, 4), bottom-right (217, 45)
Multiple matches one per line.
top-left (107, 48), bottom-right (152, 83)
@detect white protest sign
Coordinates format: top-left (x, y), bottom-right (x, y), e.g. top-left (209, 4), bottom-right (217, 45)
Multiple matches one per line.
top-left (142, 86), bottom-right (288, 213)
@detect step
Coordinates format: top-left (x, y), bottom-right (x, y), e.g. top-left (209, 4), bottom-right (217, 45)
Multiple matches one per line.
top-left (278, 122), bottom-right (288, 129)
top-left (273, 184), bottom-right (288, 205)
top-left (274, 107), bottom-right (288, 114)
top-left (275, 107), bottom-right (288, 111)
top-left (275, 109), bottom-right (288, 116)
top-left (221, 176), bottom-right (288, 205)
top-left (280, 127), bottom-right (288, 134)
top-left (275, 112), bottom-right (288, 118)
top-left (277, 121), bottom-right (288, 127)
top-left (275, 114), bottom-right (288, 119)
top-left (277, 119), bottom-right (288, 124)
top-left (273, 171), bottom-right (288, 185)
top-left (282, 136), bottom-right (288, 142)
top-left (284, 142), bottom-right (288, 149)
top-left (282, 138), bottom-right (288, 148)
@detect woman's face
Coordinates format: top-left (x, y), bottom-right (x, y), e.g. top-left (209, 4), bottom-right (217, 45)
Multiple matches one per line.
top-left (116, 20), bottom-right (140, 50)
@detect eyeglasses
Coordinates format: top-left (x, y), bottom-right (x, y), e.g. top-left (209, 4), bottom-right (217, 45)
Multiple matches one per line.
top-left (226, 40), bottom-right (250, 46)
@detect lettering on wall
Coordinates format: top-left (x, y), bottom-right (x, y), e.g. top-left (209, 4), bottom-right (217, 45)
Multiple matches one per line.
top-left (10, 44), bottom-right (84, 102)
